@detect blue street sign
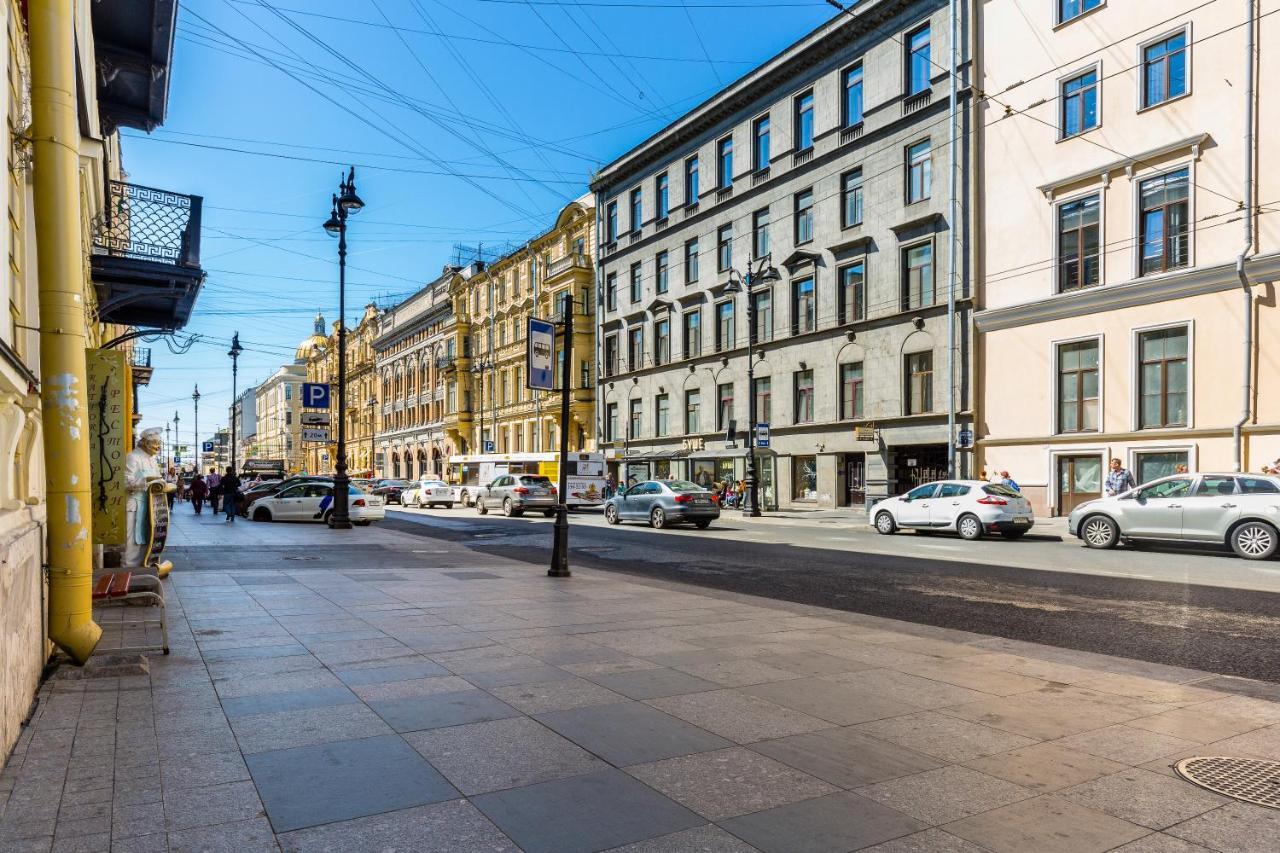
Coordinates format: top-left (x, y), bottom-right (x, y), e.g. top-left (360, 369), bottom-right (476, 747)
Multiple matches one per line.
top-left (755, 423), bottom-right (770, 448)
top-left (957, 429), bottom-right (974, 448)
top-left (483, 440), bottom-right (495, 453)
top-left (302, 382), bottom-right (331, 409)
top-left (527, 317), bottom-right (556, 390)
top-left (202, 441), bottom-right (214, 453)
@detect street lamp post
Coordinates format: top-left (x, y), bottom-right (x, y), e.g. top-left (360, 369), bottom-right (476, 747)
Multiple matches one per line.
top-left (470, 360), bottom-right (493, 452)
top-left (366, 396), bottom-right (377, 478)
top-left (723, 255), bottom-right (780, 518)
top-left (323, 167), bottom-right (365, 530)
top-left (228, 333), bottom-right (243, 476)
top-left (164, 423), bottom-right (171, 471)
top-left (548, 292), bottom-right (574, 578)
top-left (173, 410), bottom-right (180, 472)
top-left (193, 385), bottom-right (201, 472)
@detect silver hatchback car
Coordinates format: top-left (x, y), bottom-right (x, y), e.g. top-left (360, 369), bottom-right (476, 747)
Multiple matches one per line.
top-left (603, 479), bottom-right (720, 529)
top-left (476, 474), bottom-right (558, 517)
top-left (1067, 472), bottom-right (1280, 560)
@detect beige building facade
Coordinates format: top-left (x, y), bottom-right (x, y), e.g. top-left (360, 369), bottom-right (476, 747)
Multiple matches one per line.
top-left (300, 305), bottom-right (381, 476)
top-left (253, 363), bottom-right (305, 473)
top-left (975, 0), bottom-right (1280, 516)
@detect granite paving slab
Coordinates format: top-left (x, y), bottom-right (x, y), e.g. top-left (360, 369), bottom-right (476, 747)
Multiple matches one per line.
top-left (535, 702), bottom-right (732, 766)
top-left (719, 791), bottom-right (926, 853)
top-left (648, 689), bottom-right (834, 743)
top-left (277, 800), bottom-right (518, 853)
top-left (1058, 768), bottom-right (1229, 830)
top-left (962, 741), bottom-right (1127, 792)
top-left (943, 794), bottom-right (1150, 853)
top-left (601, 824), bottom-right (762, 852)
top-left (742, 677), bottom-right (918, 725)
top-left (855, 765), bottom-right (1034, 825)
top-left (750, 726), bottom-right (944, 788)
top-left (588, 668), bottom-right (721, 700)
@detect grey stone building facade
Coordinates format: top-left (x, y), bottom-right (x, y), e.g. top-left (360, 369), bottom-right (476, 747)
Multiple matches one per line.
top-left (592, 0), bottom-right (973, 509)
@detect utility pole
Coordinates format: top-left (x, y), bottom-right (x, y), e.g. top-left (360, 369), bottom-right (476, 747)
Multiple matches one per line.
top-left (548, 292), bottom-right (573, 578)
top-left (193, 385), bottom-right (201, 471)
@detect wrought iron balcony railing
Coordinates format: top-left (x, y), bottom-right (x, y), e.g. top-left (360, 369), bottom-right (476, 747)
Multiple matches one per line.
top-left (93, 181), bottom-right (202, 268)
top-left (129, 347), bottom-right (152, 368)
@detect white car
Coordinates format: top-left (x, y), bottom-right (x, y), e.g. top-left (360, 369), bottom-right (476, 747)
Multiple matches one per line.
top-left (247, 481), bottom-right (385, 525)
top-left (872, 480), bottom-right (1035, 540)
top-left (401, 478), bottom-right (455, 509)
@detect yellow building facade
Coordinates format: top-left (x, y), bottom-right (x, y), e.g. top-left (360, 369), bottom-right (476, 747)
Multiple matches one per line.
top-left (300, 304), bottom-right (380, 476)
top-left (442, 197), bottom-right (597, 458)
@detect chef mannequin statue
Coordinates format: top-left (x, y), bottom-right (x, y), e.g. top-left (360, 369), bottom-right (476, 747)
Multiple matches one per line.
top-left (124, 427), bottom-right (172, 568)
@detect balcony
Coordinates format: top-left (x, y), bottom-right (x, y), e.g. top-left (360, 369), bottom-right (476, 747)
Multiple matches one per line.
top-left (547, 252), bottom-right (592, 278)
top-left (903, 90), bottom-right (933, 116)
top-left (840, 123), bottom-right (865, 146)
top-left (90, 181), bottom-right (205, 330)
top-left (128, 347), bottom-right (153, 386)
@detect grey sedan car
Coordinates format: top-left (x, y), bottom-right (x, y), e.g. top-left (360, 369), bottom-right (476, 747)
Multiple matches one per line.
top-left (476, 474), bottom-right (557, 517)
top-left (604, 479), bottom-right (720, 529)
top-left (1067, 472), bottom-right (1280, 560)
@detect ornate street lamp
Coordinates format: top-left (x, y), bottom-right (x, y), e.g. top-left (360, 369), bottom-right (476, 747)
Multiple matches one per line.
top-left (722, 254), bottom-right (781, 518)
top-left (228, 333), bottom-right (243, 476)
top-left (323, 167), bottom-right (364, 529)
top-left (192, 385), bottom-right (201, 472)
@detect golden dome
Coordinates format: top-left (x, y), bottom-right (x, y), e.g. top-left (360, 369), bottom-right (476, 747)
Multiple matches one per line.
top-left (295, 312), bottom-right (330, 362)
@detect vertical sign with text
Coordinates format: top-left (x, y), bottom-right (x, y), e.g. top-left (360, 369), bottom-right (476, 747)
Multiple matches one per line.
top-left (87, 348), bottom-right (128, 545)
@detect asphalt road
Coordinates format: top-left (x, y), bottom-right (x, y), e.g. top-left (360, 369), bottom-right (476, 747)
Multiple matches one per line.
top-left (382, 506), bottom-right (1280, 685)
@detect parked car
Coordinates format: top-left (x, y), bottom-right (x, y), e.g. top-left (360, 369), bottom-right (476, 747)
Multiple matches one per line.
top-left (401, 478), bottom-right (455, 509)
top-left (351, 478), bottom-right (376, 492)
top-left (872, 480), bottom-right (1035, 540)
top-left (371, 479), bottom-right (412, 504)
top-left (236, 475), bottom-right (328, 515)
top-left (476, 474), bottom-right (557, 517)
top-left (603, 479), bottom-right (719, 529)
top-left (1068, 473), bottom-right (1280, 560)
top-left (247, 481), bottom-right (385, 525)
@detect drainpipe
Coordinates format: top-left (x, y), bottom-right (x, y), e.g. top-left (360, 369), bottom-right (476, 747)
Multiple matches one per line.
top-left (1232, 0), bottom-right (1256, 472)
top-left (31, 0), bottom-right (102, 662)
top-left (946, 0), bottom-right (959, 477)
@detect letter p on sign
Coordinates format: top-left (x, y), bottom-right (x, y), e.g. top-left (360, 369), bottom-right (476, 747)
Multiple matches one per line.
top-left (302, 383), bottom-right (331, 409)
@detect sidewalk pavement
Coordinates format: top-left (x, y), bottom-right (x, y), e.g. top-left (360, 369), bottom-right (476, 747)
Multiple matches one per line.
top-left (2, 513), bottom-right (1278, 852)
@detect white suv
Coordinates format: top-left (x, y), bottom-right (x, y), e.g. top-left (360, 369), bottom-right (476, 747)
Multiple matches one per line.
top-left (873, 480), bottom-right (1035, 540)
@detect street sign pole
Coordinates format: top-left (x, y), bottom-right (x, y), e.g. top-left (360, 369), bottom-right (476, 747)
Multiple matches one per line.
top-left (549, 294), bottom-right (573, 578)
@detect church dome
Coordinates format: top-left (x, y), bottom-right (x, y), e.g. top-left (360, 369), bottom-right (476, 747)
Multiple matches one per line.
top-left (295, 312), bottom-right (330, 362)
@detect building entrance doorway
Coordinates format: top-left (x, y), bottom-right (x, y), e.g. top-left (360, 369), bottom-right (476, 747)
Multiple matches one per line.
top-left (1057, 455), bottom-right (1102, 516)
top-left (844, 454), bottom-right (865, 506)
top-left (891, 445), bottom-right (947, 493)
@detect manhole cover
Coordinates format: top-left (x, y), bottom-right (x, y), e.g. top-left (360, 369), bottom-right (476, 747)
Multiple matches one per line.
top-left (1175, 757), bottom-right (1280, 809)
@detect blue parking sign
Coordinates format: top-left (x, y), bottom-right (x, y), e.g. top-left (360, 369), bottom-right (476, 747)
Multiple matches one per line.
top-left (202, 441), bottom-right (214, 453)
top-left (302, 382), bottom-right (331, 409)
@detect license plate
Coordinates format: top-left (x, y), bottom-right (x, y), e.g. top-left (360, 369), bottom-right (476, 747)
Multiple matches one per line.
top-left (1013, 516), bottom-right (1029, 524)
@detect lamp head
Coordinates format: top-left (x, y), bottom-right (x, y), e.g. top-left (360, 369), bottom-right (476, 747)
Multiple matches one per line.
top-left (192, 385), bottom-right (201, 401)
top-left (228, 333), bottom-right (243, 359)
top-left (323, 196), bottom-right (342, 236)
top-left (757, 259), bottom-right (781, 284)
top-left (723, 271), bottom-right (744, 295)
top-left (338, 167), bottom-right (364, 213)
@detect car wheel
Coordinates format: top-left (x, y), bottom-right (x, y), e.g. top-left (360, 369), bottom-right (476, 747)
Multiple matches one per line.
top-left (252, 508), bottom-right (272, 522)
top-left (477, 499), bottom-right (488, 515)
top-left (417, 496), bottom-right (427, 509)
top-left (322, 509), bottom-right (333, 526)
top-left (542, 509), bottom-right (556, 518)
top-left (650, 507), bottom-right (667, 529)
top-left (1230, 520), bottom-right (1279, 560)
top-left (957, 514), bottom-right (984, 541)
top-left (1081, 514), bottom-right (1120, 549)
top-left (443, 503), bottom-right (453, 509)
top-left (874, 511), bottom-right (896, 535)
top-left (605, 504), bottom-right (620, 525)
top-left (694, 519), bottom-right (712, 529)
top-left (1000, 529), bottom-right (1028, 540)
top-left (503, 498), bottom-right (515, 517)
top-left (354, 520), bottom-right (372, 526)
top-left (460, 490), bottom-right (470, 507)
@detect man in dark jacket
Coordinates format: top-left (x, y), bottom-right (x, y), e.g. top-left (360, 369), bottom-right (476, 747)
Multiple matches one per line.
top-left (190, 473), bottom-right (208, 515)
top-left (221, 468), bottom-right (242, 523)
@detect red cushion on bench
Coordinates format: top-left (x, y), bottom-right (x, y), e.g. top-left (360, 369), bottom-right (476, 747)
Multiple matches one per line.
top-left (109, 572), bottom-right (132, 598)
top-left (92, 574), bottom-right (114, 600)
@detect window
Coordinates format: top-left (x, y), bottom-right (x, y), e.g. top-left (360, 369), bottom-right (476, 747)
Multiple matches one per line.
top-left (604, 334), bottom-right (619, 377)
top-left (285, 410), bottom-right (292, 425)
top-left (841, 169), bottom-right (863, 228)
top-left (655, 318), bottom-right (670, 365)
top-left (656, 172), bottom-right (669, 219)
top-left (906, 140), bottom-right (931, 203)
top-left (627, 326), bottom-right (644, 371)
top-left (1239, 476), bottom-right (1280, 494)
top-left (685, 389), bottom-right (701, 433)
top-left (685, 155), bottom-right (699, 203)
top-left (793, 456), bottom-right (818, 501)
top-left (794, 189), bottom-right (814, 244)
top-left (606, 201), bottom-right (618, 242)
top-left (1138, 326), bottom-right (1188, 428)
top-left (1195, 475), bottom-right (1236, 497)
top-left (840, 363), bottom-right (863, 420)
top-left (1142, 30), bottom-right (1188, 108)
top-left (1139, 168), bottom-right (1190, 275)
top-left (753, 115), bottom-right (770, 171)
top-left (1061, 68), bottom-right (1099, 138)
top-left (753, 376), bottom-right (771, 424)
top-left (630, 262), bottom-right (642, 303)
top-left (605, 402), bottom-right (618, 442)
top-left (1058, 0), bottom-right (1102, 24)
top-left (628, 399), bottom-right (642, 439)
top-left (717, 383), bottom-right (734, 431)
top-left (905, 351), bottom-right (933, 415)
top-left (1058, 194), bottom-right (1100, 291)
top-left (683, 309), bottom-right (701, 358)
top-left (792, 277), bottom-right (815, 335)
top-left (715, 301), bottom-right (735, 352)
top-left (794, 90), bottom-right (814, 151)
top-left (903, 243), bottom-right (935, 309)
top-left (907, 25), bottom-right (931, 95)
top-left (1136, 477), bottom-right (1192, 501)
top-left (655, 251), bottom-right (669, 294)
top-left (839, 262), bottom-right (865, 324)
top-left (717, 224), bottom-right (733, 271)
top-left (655, 394), bottom-right (669, 436)
top-left (630, 187), bottom-right (643, 233)
top-left (284, 384), bottom-right (293, 400)
top-left (794, 369), bottom-right (814, 423)
top-left (750, 288), bottom-right (772, 344)
top-left (752, 208), bottom-right (770, 259)
top-left (1057, 339), bottom-right (1099, 433)
top-left (685, 238), bottom-right (699, 283)
top-left (844, 63), bottom-right (864, 126)
top-left (717, 136), bottom-right (733, 188)
top-left (605, 272), bottom-right (617, 311)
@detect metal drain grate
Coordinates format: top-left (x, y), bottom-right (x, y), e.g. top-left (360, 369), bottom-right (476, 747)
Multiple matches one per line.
top-left (1175, 757), bottom-right (1280, 809)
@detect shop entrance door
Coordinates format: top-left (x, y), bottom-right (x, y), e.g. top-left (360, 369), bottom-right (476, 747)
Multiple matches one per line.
top-left (892, 446), bottom-right (948, 493)
top-left (844, 455), bottom-right (865, 506)
top-left (1057, 455), bottom-right (1102, 516)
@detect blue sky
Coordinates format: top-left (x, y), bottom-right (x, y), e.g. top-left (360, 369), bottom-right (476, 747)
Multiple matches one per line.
top-left (127, 0), bottom-right (836, 458)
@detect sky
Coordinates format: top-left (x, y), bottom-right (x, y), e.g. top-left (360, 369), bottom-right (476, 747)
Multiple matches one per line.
top-left (127, 0), bottom-right (838, 459)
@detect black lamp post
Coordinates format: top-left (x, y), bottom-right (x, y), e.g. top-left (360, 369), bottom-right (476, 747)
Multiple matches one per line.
top-left (323, 167), bottom-right (365, 529)
top-left (193, 385), bottom-right (201, 472)
top-left (228, 333), bottom-right (242, 476)
top-left (722, 254), bottom-right (780, 518)
top-left (173, 410), bottom-right (181, 474)
top-left (470, 359), bottom-right (494, 453)
top-left (164, 423), bottom-right (171, 471)
top-left (367, 396), bottom-right (377, 478)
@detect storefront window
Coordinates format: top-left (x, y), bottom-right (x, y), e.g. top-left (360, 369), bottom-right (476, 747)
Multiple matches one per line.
top-left (716, 458), bottom-right (736, 486)
top-left (754, 453), bottom-right (776, 510)
top-left (691, 460), bottom-right (715, 489)
top-left (1134, 450), bottom-right (1189, 485)
top-left (625, 462), bottom-right (650, 489)
top-left (793, 455), bottom-right (818, 501)
top-left (653, 459), bottom-right (671, 479)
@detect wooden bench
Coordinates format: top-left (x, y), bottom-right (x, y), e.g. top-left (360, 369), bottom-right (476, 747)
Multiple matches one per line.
top-left (91, 571), bottom-right (169, 655)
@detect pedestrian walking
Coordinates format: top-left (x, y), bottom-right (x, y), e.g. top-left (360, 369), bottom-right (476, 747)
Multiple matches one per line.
top-left (1105, 457), bottom-right (1137, 496)
top-left (189, 473), bottom-right (208, 515)
top-left (164, 467), bottom-right (178, 509)
top-left (221, 468), bottom-right (242, 523)
top-left (207, 468), bottom-right (222, 513)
